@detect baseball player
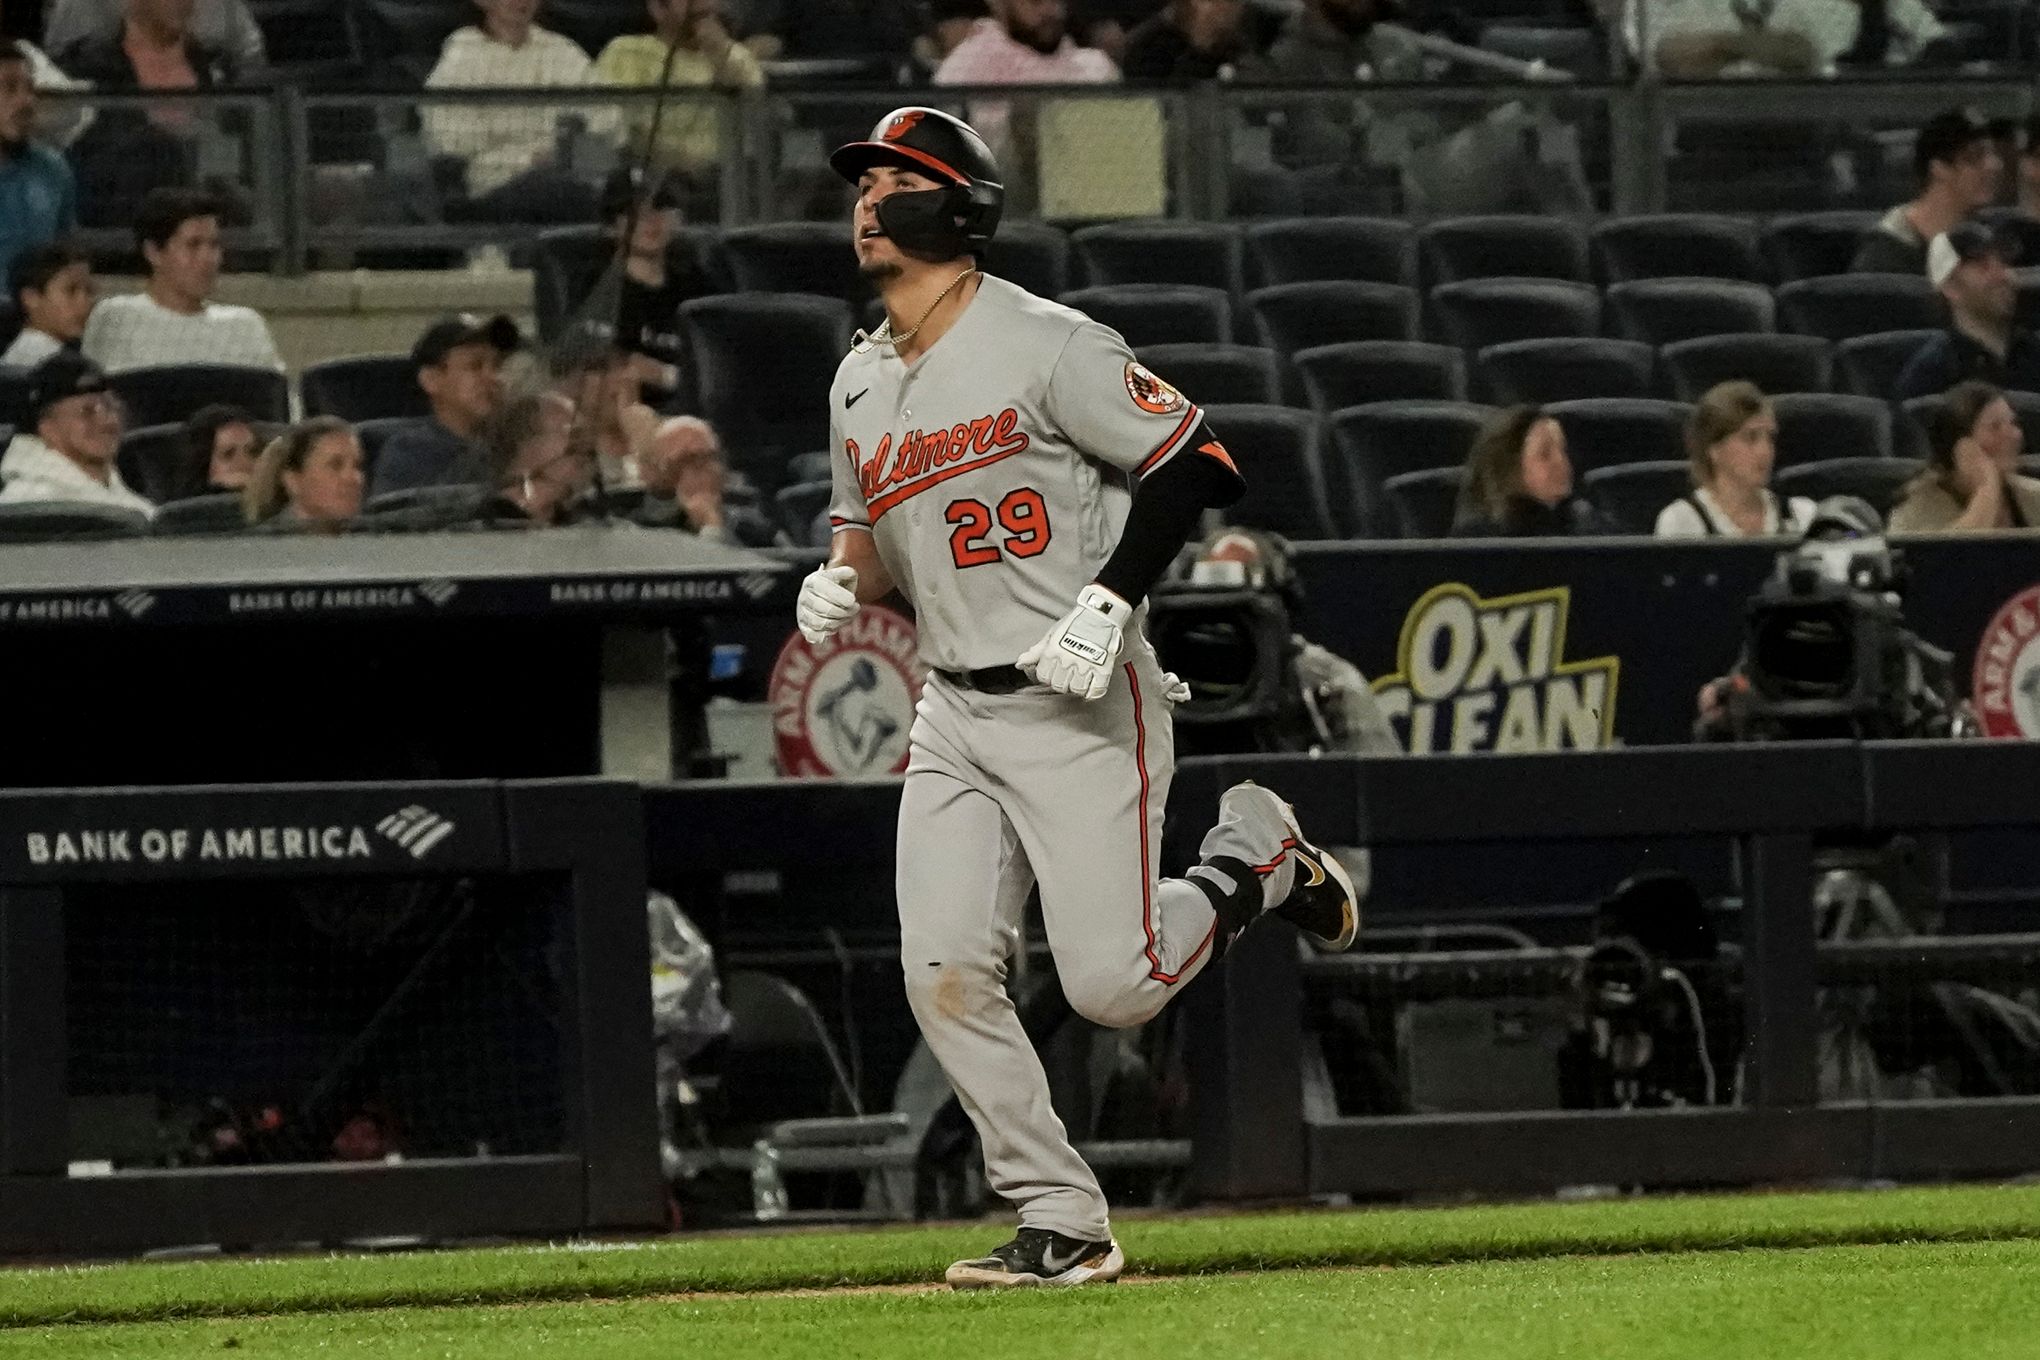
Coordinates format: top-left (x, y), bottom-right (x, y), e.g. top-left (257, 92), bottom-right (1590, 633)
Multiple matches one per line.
top-left (796, 107), bottom-right (1358, 1289)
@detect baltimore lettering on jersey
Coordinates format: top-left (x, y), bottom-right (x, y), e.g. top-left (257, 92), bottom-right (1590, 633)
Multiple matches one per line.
top-left (850, 407), bottom-right (1031, 520)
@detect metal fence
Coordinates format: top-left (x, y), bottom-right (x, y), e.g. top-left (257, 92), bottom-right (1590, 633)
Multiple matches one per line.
top-left (37, 73), bottom-right (2040, 274)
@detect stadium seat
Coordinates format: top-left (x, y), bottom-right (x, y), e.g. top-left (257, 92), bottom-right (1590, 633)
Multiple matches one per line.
top-left (1776, 276), bottom-right (1947, 342)
top-left (1294, 341), bottom-right (1465, 414)
top-left (1202, 404), bottom-right (1337, 540)
top-left (360, 483), bottom-right (492, 530)
top-left (246, 0), bottom-right (364, 78)
top-left (1134, 343), bottom-right (1283, 406)
top-left (153, 492), bottom-right (248, 536)
top-left (0, 300), bottom-right (20, 356)
top-left (531, 224), bottom-right (723, 345)
top-left (1058, 285), bottom-right (1232, 346)
top-left (351, 416), bottom-right (412, 480)
top-left (1381, 466), bottom-right (1466, 539)
top-left (1242, 217), bottom-right (1414, 288)
top-left (1546, 397), bottom-right (1690, 473)
top-left (985, 221), bottom-right (1070, 299)
top-left (1477, 23), bottom-right (1604, 76)
top-left (1833, 329), bottom-right (1939, 398)
top-left (357, 0), bottom-right (468, 80)
top-left (1605, 278), bottom-right (1775, 345)
top-left (774, 480), bottom-right (832, 546)
top-left (1070, 220), bottom-right (1240, 293)
top-left (1327, 399), bottom-right (1495, 534)
top-left (1476, 337), bottom-right (1656, 404)
top-left (116, 423), bottom-right (187, 504)
top-left (1774, 457), bottom-right (1923, 519)
top-left (1659, 333), bottom-right (1833, 401)
top-left (543, 0), bottom-right (652, 55)
top-left (1417, 215), bottom-right (1589, 286)
top-left (2018, 267), bottom-right (2040, 332)
top-left (1981, 207), bottom-right (2040, 269)
top-left (1246, 281), bottom-right (1419, 354)
top-left (722, 222), bottom-right (870, 302)
top-left (679, 293), bottom-right (855, 487)
top-left (0, 501), bottom-right (149, 542)
top-left (1581, 461), bottom-right (1690, 534)
top-left (300, 354), bottom-right (428, 422)
top-left (1760, 211), bottom-right (1880, 282)
top-left (109, 364), bottom-right (289, 429)
top-left (1429, 279), bottom-right (1600, 351)
top-left (1591, 215), bottom-right (1765, 284)
top-left (786, 450), bottom-right (833, 483)
top-left (0, 366), bottom-right (27, 430)
top-left (1770, 392), bottom-right (1893, 466)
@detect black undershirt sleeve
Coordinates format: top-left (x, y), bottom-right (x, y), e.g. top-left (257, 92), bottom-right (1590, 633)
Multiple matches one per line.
top-left (1092, 419), bottom-right (1245, 606)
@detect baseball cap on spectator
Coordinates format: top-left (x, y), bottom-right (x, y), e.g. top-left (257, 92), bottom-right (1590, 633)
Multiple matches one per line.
top-left (599, 166), bottom-right (680, 221)
top-left (1927, 221), bottom-right (2019, 287)
top-left (28, 351), bottom-right (111, 421)
top-left (412, 314), bottom-right (522, 368)
top-left (1915, 107), bottom-right (1994, 179)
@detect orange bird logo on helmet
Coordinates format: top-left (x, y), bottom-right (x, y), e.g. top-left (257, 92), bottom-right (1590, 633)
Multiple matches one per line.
top-left (882, 111), bottom-right (928, 142)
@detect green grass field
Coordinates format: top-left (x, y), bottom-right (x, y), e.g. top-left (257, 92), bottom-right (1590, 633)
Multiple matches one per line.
top-left (4, 1184), bottom-right (2039, 1358)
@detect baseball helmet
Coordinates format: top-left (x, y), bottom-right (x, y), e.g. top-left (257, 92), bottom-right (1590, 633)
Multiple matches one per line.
top-left (830, 107), bottom-right (1004, 259)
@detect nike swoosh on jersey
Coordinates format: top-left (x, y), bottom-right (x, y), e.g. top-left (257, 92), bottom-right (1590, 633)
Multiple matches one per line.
top-left (845, 389), bottom-right (868, 409)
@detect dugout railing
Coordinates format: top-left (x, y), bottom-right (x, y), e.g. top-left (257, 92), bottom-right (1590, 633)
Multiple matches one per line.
top-left (1183, 741), bottom-right (2040, 1201)
top-left (0, 779), bottom-right (663, 1256)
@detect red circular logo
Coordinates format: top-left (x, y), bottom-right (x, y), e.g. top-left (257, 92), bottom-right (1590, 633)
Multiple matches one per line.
top-left (1972, 584), bottom-right (2040, 738)
top-left (769, 606), bottom-right (922, 777)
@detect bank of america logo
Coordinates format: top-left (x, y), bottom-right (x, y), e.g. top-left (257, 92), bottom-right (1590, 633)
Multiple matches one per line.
top-left (375, 805), bottom-right (456, 859)
top-left (114, 590), bottom-right (156, 620)
top-left (418, 579), bottom-right (459, 607)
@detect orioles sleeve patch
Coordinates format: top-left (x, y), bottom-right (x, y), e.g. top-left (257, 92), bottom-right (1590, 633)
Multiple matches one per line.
top-left (1124, 361), bottom-right (1187, 415)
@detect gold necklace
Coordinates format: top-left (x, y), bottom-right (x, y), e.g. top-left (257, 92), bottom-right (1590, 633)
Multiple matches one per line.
top-left (870, 266), bottom-right (980, 348)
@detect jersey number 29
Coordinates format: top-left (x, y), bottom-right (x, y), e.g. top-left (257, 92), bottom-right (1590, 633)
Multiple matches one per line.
top-left (946, 488), bottom-right (1050, 569)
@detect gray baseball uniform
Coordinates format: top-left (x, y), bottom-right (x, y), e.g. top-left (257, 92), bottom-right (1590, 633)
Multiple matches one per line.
top-left (827, 276), bottom-right (1305, 1241)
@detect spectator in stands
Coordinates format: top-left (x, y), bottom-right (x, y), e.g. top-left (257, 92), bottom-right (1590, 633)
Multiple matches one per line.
top-left (586, 166), bottom-right (697, 396)
top-left (3, 242), bottom-right (93, 369)
top-left (1451, 404), bottom-right (1613, 537)
top-left (476, 390), bottom-right (594, 526)
top-left (0, 41), bottom-right (78, 285)
top-left (593, 0), bottom-right (764, 213)
top-left (80, 188), bottom-right (281, 374)
top-left (42, 0), bottom-right (267, 70)
top-left (633, 414), bottom-right (785, 542)
top-left (1655, 382), bottom-right (1813, 538)
top-left (1121, 0), bottom-right (1268, 80)
top-left (1889, 380), bottom-right (2040, 532)
top-left (1626, 0), bottom-right (1942, 76)
top-left (1893, 223), bottom-right (2040, 402)
top-left (15, 39), bottom-right (92, 151)
top-left (0, 351), bottom-right (153, 513)
top-left (1852, 107), bottom-right (1998, 276)
top-left (915, 0), bottom-right (992, 70)
top-left (935, 0), bottom-right (1118, 82)
top-left (423, 0), bottom-right (604, 224)
top-left (369, 313), bottom-right (521, 499)
top-left (242, 416), bottom-right (365, 533)
top-left (172, 401), bottom-right (258, 499)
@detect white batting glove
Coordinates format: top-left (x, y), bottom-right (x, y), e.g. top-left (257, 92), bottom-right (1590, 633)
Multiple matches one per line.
top-left (1018, 585), bottom-right (1131, 701)
top-left (796, 564), bottom-right (860, 645)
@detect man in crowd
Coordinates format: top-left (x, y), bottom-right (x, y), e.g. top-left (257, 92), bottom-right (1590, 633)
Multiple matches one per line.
top-left (1853, 107), bottom-right (2000, 275)
top-left (936, 0), bottom-right (1118, 82)
top-left (1121, 0), bottom-right (1268, 80)
top-left (594, 0), bottom-right (763, 215)
top-left (0, 41), bottom-right (77, 284)
top-left (0, 351), bottom-right (154, 514)
top-left (369, 313), bottom-right (520, 498)
top-left (3, 241), bottom-right (95, 368)
top-left (424, 0), bottom-right (603, 223)
top-left (41, 0), bottom-right (267, 69)
top-left (1894, 223), bottom-right (2040, 401)
top-left (80, 186), bottom-right (282, 373)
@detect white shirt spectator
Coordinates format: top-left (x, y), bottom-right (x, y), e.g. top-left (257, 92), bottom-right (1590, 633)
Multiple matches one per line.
top-left (1654, 487), bottom-right (1816, 537)
top-left (1624, 0), bottom-right (1943, 72)
top-left (933, 17), bottom-right (1118, 84)
top-left (0, 329), bottom-right (65, 368)
top-left (424, 25), bottom-right (598, 197)
top-left (80, 292), bottom-right (282, 374)
top-left (0, 432), bottom-right (154, 514)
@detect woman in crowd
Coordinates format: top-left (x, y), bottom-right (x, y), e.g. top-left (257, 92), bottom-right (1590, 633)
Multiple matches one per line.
top-left (242, 416), bottom-right (364, 533)
top-left (1890, 380), bottom-right (2040, 532)
top-left (1451, 404), bottom-right (1612, 537)
top-left (477, 391), bottom-right (595, 527)
top-left (174, 403), bottom-right (261, 500)
top-left (1655, 381), bottom-right (1814, 538)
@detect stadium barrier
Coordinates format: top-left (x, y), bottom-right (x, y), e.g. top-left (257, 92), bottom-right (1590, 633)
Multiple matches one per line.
top-left (1183, 742), bottom-right (2040, 1200)
top-left (0, 778), bottom-right (662, 1255)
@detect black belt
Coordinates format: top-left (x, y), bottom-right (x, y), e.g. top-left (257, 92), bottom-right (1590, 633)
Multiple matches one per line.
top-left (933, 663), bottom-right (1030, 694)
